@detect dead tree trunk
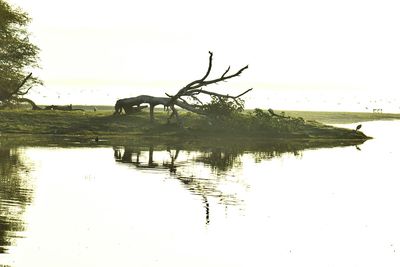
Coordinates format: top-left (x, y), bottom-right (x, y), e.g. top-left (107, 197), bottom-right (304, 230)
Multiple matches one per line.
top-left (114, 95), bottom-right (170, 121)
top-left (114, 52), bottom-right (252, 123)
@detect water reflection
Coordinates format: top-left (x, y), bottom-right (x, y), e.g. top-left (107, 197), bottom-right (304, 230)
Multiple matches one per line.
top-left (0, 132), bottom-right (376, 267)
top-left (195, 149), bottom-right (242, 173)
top-left (112, 138), bottom-right (366, 225)
top-left (0, 148), bottom-right (34, 254)
top-left (113, 145), bottom-right (248, 224)
top-left (112, 137), bottom-right (366, 174)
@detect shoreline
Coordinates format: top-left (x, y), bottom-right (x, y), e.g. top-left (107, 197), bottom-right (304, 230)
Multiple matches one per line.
top-left (0, 109), bottom-right (376, 141)
top-left (0, 133), bottom-right (369, 154)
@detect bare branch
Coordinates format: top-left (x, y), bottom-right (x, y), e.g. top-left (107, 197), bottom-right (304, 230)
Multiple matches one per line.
top-left (17, 72), bottom-right (32, 90)
top-left (194, 88), bottom-right (252, 100)
top-left (235, 88), bottom-right (253, 98)
top-left (177, 96), bottom-right (203, 108)
top-left (172, 51), bottom-right (213, 98)
top-left (196, 65), bottom-right (248, 88)
top-left (200, 51), bottom-right (213, 81)
top-left (8, 72), bottom-right (33, 97)
top-left (183, 65), bottom-right (249, 94)
top-left (167, 52), bottom-right (249, 106)
top-left (190, 95), bottom-right (204, 105)
top-left (178, 97), bottom-right (189, 105)
top-left (17, 86), bottom-right (33, 95)
top-left (175, 100), bottom-right (207, 115)
top-left (221, 66), bottom-right (230, 78)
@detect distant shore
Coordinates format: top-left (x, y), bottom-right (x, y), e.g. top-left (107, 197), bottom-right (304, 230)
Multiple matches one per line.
top-left (281, 110), bottom-right (400, 124)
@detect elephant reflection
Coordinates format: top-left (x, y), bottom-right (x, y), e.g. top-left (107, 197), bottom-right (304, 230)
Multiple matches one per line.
top-left (0, 148), bottom-right (33, 254)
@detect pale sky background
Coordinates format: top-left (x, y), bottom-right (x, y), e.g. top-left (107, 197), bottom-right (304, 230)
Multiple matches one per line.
top-left (8, 0), bottom-right (400, 112)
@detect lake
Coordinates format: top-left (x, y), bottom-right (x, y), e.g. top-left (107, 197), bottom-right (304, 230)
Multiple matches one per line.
top-left (0, 120), bottom-right (399, 267)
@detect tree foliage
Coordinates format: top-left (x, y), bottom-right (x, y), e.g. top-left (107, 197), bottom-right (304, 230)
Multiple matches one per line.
top-left (201, 96), bottom-right (244, 118)
top-left (0, 0), bottom-right (40, 106)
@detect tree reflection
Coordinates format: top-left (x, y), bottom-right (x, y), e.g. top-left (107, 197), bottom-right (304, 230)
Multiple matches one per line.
top-left (113, 145), bottom-right (247, 225)
top-left (0, 148), bottom-right (33, 254)
top-left (163, 148), bottom-right (180, 174)
top-left (114, 146), bottom-right (158, 168)
top-left (195, 149), bottom-right (242, 173)
top-left (113, 138), bottom-right (366, 225)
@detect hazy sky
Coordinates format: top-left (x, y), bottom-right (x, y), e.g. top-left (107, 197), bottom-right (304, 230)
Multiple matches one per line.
top-left (9, 0), bottom-right (400, 111)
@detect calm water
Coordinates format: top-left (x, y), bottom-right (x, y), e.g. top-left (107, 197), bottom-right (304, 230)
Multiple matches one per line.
top-left (1, 120), bottom-right (400, 267)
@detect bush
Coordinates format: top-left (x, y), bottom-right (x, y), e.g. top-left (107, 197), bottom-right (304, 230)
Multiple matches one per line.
top-left (248, 109), bottom-right (307, 135)
top-left (202, 96), bottom-right (244, 118)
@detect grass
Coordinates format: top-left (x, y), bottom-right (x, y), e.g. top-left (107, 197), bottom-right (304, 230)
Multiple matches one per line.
top-left (45, 105), bottom-right (400, 124)
top-left (0, 108), bottom-right (376, 141)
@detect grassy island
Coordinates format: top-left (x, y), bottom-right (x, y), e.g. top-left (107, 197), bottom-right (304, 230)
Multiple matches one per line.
top-left (0, 109), bottom-right (374, 141)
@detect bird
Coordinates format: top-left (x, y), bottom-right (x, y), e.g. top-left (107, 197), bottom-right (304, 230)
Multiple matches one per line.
top-left (94, 136), bottom-right (99, 142)
top-left (355, 124), bottom-right (362, 131)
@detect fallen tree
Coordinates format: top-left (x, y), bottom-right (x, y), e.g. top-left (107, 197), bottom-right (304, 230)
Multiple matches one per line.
top-left (114, 52), bottom-right (252, 123)
top-left (110, 52), bottom-right (370, 141)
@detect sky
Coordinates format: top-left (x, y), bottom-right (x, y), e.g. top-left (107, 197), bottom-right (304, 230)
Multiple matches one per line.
top-left (8, 0), bottom-right (400, 112)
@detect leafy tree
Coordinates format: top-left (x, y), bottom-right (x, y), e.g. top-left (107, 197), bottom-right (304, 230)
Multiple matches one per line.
top-left (0, 0), bottom-right (41, 108)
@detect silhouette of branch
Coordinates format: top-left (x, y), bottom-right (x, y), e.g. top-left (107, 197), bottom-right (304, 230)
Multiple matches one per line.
top-left (17, 86), bottom-right (33, 95)
top-left (193, 88), bottom-right (253, 99)
top-left (168, 52), bottom-right (249, 105)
